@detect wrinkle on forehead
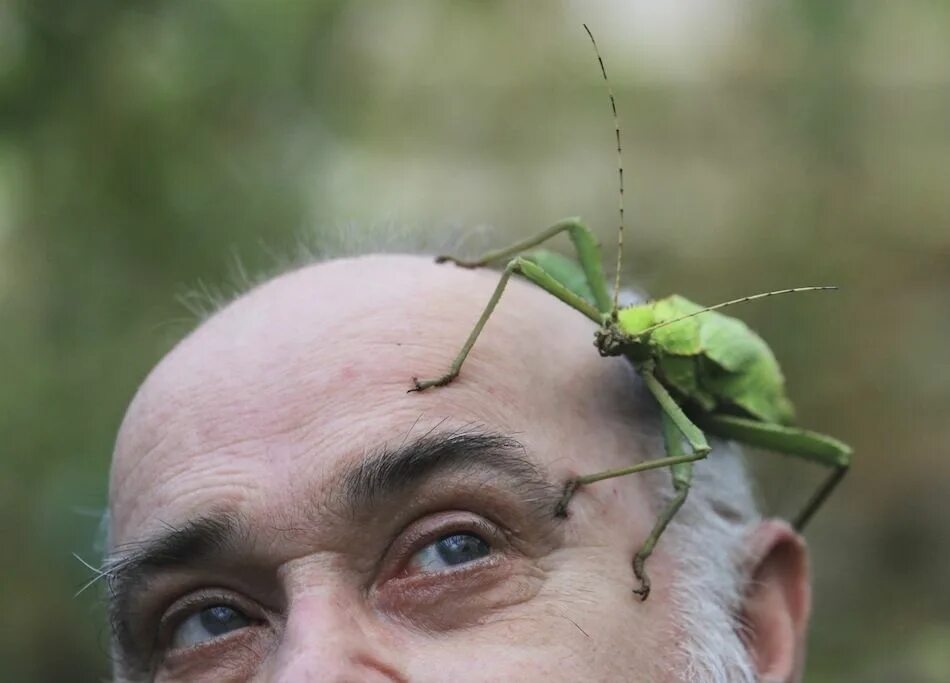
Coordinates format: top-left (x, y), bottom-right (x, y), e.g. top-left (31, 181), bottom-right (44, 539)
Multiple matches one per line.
top-left (109, 254), bottom-right (646, 544)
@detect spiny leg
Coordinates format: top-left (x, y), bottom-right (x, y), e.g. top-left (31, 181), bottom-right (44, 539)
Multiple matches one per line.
top-left (553, 449), bottom-right (704, 518)
top-left (557, 366), bottom-right (709, 598)
top-left (632, 412), bottom-right (694, 600)
top-left (696, 413), bottom-right (851, 531)
top-left (437, 218), bottom-right (613, 315)
top-left (554, 365), bottom-right (709, 517)
top-left (638, 364), bottom-right (711, 457)
top-left (552, 412), bottom-right (703, 600)
top-left (793, 465), bottom-right (847, 530)
top-left (411, 256), bottom-right (603, 391)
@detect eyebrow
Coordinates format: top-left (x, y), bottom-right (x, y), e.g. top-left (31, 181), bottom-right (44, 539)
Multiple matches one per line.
top-left (105, 428), bottom-right (563, 666)
top-left (340, 428), bottom-right (559, 514)
top-left (104, 513), bottom-right (249, 673)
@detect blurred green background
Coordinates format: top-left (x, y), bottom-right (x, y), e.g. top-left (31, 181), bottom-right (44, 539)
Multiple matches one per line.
top-left (2, 1), bottom-right (949, 680)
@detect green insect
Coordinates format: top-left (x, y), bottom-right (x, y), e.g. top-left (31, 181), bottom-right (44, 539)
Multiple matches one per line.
top-left (409, 25), bottom-right (851, 600)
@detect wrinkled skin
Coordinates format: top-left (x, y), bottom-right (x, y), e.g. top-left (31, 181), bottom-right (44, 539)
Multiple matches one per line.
top-left (109, 255), bottom-right (810, 682)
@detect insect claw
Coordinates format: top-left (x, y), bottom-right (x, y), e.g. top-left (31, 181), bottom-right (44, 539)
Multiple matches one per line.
top-left (554, 478), bottom-right (580, 518)
top-left (408, 377), bottom-right (433, 393)
top-left (632, 553), bottom-right (652, 600)
top-left (409, 372), bottom-right (458, 393)
top-left (435, 255), bottom-right (480, 269)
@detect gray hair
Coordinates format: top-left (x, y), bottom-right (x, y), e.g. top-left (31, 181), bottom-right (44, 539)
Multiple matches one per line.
top-left (661, 444), bottom-right (760, 682)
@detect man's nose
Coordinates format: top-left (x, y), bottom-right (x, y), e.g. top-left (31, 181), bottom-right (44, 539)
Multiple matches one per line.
top-left (264, 592), bottom-right (406, 682)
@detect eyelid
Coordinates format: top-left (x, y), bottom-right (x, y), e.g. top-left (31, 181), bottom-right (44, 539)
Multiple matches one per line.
top-left (377, 511), bottom-right (510, 584)
top-left (157, 588), bottom-right (262, 656)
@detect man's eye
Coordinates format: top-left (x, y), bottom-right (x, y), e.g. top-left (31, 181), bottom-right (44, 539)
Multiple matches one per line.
top-left (169, 604), bottom-right (251, 650)
top-left (407, 532), bottom-right (491, 572)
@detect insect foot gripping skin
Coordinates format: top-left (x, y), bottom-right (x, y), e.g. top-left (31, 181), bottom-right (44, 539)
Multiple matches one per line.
top-left (408, 26), bottom-right (851, 601)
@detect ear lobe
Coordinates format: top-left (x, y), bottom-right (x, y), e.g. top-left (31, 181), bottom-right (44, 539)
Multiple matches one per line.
top-left (739, 520), bottom-right (812, 683)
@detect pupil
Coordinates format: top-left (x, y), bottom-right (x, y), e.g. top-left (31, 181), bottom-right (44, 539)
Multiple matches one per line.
top-left (435, 533), bottom-right (489, 565)
top-left (199, 606), bottom-right (246, 636)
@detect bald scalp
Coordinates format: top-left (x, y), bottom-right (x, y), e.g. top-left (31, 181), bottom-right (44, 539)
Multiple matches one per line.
top-left (109, 254), bottom-right (650, 542)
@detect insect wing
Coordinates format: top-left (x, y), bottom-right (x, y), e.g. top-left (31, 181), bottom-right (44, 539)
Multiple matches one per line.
top-left (697, 312), bottom-right (763, 372)
top-left (650, 296), bottom-right (703, 355)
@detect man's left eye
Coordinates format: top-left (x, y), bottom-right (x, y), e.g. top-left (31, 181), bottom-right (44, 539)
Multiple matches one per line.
top-left (407, 532), bottom-right (491, 572)
top-left (170, 604), bottom-right (251, 650)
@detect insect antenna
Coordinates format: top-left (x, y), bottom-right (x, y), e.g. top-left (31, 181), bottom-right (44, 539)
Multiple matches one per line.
top-left (636, 286), bottom-right (839, 337)
top-left (583, 24), bottom-right (624, 320)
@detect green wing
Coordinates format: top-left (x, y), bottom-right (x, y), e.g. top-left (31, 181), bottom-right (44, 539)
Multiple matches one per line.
top-left (696, 311), bottom-right (795, 425)
top-left (618, 294), bottom-right (795, 425)
top-left (618, 296), bottom-right (714, 408)
top-left (650, 296), bottom-right (704, 355)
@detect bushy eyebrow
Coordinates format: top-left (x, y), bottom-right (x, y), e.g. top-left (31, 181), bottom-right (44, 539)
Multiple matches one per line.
top-left (104, 428), bottom-right (563, 671)
top-left (104, 512), bottom-right (249, 674)
top-left (339, 428), bottom-right (561, 515)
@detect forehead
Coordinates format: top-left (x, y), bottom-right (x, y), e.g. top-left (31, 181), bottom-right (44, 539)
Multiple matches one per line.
top-left (108, 255), bottom-right (644, 543)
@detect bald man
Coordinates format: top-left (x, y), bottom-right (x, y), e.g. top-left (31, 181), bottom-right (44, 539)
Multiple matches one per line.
top-left (105, 254), bottom-right (811, 682)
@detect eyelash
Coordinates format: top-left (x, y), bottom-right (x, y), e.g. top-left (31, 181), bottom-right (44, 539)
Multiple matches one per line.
top-left (383, 512), bottom-right (508, 581)
top-left (157, 590), bottom-right (260, 656)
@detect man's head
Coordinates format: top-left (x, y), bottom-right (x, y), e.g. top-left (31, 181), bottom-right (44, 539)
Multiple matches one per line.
top-left (107, 254), bottom-right (811, 681)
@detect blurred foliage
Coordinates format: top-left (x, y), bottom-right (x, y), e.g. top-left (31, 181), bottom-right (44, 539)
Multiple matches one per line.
top-left (1, 1), bottom-right (948, 681)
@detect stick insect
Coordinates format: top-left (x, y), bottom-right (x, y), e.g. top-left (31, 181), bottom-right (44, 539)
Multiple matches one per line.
top-left (409, 24), bottom-right (851, 600)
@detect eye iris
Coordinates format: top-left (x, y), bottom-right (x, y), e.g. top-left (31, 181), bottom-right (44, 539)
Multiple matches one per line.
top-left (435, 533), bottom-right (489, 566)
top-left (199, 605), bottom-right (249, 637)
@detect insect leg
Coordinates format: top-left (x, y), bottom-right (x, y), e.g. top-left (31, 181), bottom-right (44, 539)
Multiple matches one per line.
top-left (554, 446), bottom-right (704, 517)
top-left (639, 365), bottom-right (711, 457)
top-left (411, 256), bottom-right (602, 391)
top-left (554, 366), bottom-right (709, 514)
top-left (697, 413), bottom-right (851, 530)
top-left (632, 412), bottom-right (694, 600)
top-left (437, 218), bottom-right (613, 314)
top-left (792, 466), bottom-right (848, 530)
top-left (554, 378), bottom-right (707, 504)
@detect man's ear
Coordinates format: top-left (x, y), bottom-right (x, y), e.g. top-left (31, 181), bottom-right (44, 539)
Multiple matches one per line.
top-left (739, 519), bottom-right (812, 683)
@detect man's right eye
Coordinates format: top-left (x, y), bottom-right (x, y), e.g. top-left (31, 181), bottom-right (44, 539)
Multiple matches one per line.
top-left (169, 604), bottom-right (252, 650)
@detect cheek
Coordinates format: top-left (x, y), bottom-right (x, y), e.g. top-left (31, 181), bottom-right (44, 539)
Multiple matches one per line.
top-left (373, 560), bottom-right (546, 633)
top-left (398, 600), bottom-right (668, 682)
top-left (393, 543), bottom-right (678, 680)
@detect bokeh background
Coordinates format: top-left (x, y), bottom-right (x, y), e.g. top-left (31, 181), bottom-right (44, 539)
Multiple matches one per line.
top-left (2, 1), bottom-right (949, 680)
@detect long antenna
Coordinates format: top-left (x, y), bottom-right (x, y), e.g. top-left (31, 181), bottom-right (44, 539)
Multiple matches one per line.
top-left (583, 24), bottom-right (624, 319)
top-left (636, 286), bottom-right (838, 337)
